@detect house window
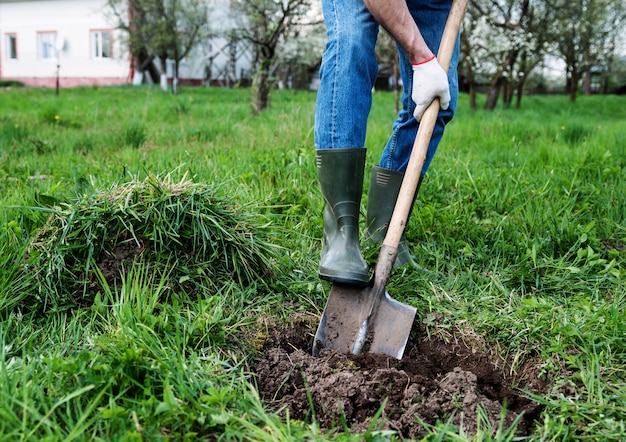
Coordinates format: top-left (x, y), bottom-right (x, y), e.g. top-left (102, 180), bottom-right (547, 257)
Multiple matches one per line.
top-left (91, 30), bottom-right (112, 59)
top-left (37, 32), bottom-right (57, 60)
top-left (5, 34), bottom-right (17, 60)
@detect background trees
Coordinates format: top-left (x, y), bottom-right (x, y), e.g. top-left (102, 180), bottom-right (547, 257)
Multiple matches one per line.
top-left (107, 0), bottom-right (211, 94)
top-left (459, 0), bottom-right (626, 108)
top-left (228, 0), bottom-right (315, 113)
top-left (545, 0), bottom-right (626, 102)
top-left (107, 0), bottom-right (626, 110)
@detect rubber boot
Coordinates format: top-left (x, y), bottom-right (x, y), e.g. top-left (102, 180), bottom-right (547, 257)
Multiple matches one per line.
top-left (366, 165), bottom-right (423, 267)
top-left (316, 148), bottom-right (369, 287)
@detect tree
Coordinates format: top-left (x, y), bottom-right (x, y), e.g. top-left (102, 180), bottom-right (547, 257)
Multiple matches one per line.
top-left (546, 0), bottom-right (626, 102)
top-left (506, 0), bottom-right (555, 108)
top-left (546, 0), bottom-right (588, 101)
top-left (107, 0), bottom-right (211, 94)
top-left (229, 0), bottom-right (313, 113)
top-left (459, 5), bottom-right (485, 110)
top-left (468, 0), bottom-right (536, 110)
top-left (274, 22), bottom-right (325, 91)
top-left (375, 30), bottom-right (402, 113)
top-left (462, 0), bottom-right (560, 110)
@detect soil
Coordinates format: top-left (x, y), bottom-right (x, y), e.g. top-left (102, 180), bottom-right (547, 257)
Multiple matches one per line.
top-left (252, 313), bottom-right (547, 439)
top-left (93, 237), bottom-right (548, 438)
top-left (96, 240), bottom-right (145, 287)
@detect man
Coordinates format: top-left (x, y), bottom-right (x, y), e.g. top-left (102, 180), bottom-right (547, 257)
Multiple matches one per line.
top-left (314, 0), bottom-right (459, 286)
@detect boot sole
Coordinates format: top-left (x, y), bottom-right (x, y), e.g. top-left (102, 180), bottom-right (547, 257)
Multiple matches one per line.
top-left (319, 270), bottom-right (369, 288)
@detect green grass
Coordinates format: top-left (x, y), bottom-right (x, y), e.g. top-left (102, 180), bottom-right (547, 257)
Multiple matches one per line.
top-left (1, 85), bottom-right (625, 440)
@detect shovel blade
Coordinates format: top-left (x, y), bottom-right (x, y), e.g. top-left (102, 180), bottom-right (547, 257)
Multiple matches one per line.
top-left (312, 284), bottom-right (417, 359)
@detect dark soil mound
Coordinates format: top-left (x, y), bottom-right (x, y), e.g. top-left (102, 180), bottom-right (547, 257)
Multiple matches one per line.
top-left (252, 314), bottom-right (545, 439)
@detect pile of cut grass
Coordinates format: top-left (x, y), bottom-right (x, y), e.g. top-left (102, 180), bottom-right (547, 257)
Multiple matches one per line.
top-left (23, 173), bottom-right (279, 311)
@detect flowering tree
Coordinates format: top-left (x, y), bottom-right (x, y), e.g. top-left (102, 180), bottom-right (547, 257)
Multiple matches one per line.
top-left (462, 0), bottom-right (626, 107)
top-left (465, 0), bottom-right (541, 110)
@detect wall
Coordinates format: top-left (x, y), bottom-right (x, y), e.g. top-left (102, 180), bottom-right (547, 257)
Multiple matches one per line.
top-left (0, 0), bottom-right (130, 87)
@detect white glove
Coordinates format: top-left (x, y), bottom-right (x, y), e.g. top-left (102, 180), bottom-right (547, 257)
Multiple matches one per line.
top-left (411, 56), bottom-right (450, 122)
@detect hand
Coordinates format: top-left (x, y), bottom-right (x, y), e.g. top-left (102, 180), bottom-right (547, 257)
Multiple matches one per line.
top-left (411, 56), bottom-right (450, 122)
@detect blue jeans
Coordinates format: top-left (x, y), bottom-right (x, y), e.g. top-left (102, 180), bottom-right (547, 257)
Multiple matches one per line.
top-left (314, 0), bottom-right (459, 175)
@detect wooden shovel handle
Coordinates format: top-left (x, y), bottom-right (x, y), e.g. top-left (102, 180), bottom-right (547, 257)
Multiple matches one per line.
top-left (382, 0), bottom-right (469, 249)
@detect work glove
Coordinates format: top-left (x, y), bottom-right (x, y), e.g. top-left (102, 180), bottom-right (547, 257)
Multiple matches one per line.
top-left (411, 56), bottom-right (450, 122)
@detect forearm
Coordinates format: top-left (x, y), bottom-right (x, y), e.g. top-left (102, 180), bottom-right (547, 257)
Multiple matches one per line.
top-left (362, 0), bottom-right (433, 64)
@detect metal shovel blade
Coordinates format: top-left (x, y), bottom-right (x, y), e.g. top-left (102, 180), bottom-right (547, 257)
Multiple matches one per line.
top-left (312, 282), bottom-right (417, 359)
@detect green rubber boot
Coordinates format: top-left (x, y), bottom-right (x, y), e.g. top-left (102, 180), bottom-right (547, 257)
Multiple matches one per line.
top-left (316, 148), bottom-right (369, 287)
top-left (366, 165), bottom-right (423, 268)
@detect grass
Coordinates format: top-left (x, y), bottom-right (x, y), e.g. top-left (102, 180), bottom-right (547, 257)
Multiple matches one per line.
top-left (0, 85), bottom-right (625, 440)
top-left (20, 172), bottom-right (279, 311)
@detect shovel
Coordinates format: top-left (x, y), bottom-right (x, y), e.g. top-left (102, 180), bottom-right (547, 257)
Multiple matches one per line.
top-left (312, 0), bottom-right (468, 359)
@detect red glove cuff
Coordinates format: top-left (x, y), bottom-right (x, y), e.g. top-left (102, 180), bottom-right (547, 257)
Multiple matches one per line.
top-left (412, 55), bottom-right (436, 67)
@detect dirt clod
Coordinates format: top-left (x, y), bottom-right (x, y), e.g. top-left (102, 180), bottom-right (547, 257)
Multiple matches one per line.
top-left (96, 240), bottom-right (144, 287)
top-left (252, 315), bottom-right (544, 438)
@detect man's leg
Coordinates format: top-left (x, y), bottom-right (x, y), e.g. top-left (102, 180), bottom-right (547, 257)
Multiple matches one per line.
top-left (314, 0), bottom-right (380, 286)
top-left (380, 0), bottom-right (459, 173)
top-left (368, 0), bottom-right (459, 265)
top-left (315, 0), bottom-right (379, 149)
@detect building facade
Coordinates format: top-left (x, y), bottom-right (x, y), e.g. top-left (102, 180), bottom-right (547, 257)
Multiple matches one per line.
top-left (0, 0), bottom-right (131, 87)
top-left (0, 0), bottom-right (253, 88)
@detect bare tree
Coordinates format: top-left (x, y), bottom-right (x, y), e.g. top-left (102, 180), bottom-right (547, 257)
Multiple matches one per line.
top-left (229, 0), bottom-right (312, 113)
top-left (107, 0), bottom-right (211, 94)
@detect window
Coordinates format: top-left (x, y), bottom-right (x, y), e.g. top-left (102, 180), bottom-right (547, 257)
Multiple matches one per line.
top-left (37, 32), bottom-right (57, 60)
top-left (91, 30), bottom-right (112, 59)
top-left (5, 34), bottom-right (17, 60)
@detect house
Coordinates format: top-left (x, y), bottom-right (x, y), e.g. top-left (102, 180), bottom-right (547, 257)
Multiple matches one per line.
top-left (0, 0), bottom-right (253, 88)
top-left (0, 0), bottom-right (131, 87)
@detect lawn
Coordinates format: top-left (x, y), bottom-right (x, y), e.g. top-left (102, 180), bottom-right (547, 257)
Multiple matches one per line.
top-left (0, 85), bottom-right (625, 440)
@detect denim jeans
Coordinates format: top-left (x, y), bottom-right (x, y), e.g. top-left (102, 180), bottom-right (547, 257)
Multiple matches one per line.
top-left (314, 0), bottom-right (459, 175)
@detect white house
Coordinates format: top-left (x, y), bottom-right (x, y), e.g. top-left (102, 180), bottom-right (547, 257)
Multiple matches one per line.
top-left (0, 0), bottom-right (253, 88)
top-left (0, 0), bottom-right (131, 87)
